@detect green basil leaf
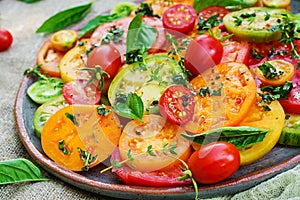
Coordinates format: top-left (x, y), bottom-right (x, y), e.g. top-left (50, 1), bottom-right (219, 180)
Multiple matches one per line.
top-left (0, 158), bottom-right (48, 184)
top-left (114, 93), bottom-right (144, 121)
top-left (193, 0), bottom-right (253, 12)
top-left (18, 0), bottom-right (42, 3)
top-left (126, 13), bottom-right (157, 53)
top-left (182, 126), bottom-right (270, 150)
top-left (36, 2), bottom-right (93, 33)
top-left (78, 13), bottom-right (122, 38)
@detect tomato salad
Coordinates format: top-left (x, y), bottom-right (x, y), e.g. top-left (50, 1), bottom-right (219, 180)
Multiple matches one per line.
top-left (24, 0), bottom-right (300, 195)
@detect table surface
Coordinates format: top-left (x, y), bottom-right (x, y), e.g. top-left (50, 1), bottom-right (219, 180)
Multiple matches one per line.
top-left (1, 0), bottom-right (300, 199)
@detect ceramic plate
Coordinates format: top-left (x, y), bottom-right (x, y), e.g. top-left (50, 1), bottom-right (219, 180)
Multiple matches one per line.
top-left (14, 1), bottom-right (300, 199)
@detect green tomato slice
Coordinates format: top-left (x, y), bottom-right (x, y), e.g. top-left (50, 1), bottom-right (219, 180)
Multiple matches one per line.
top-left (27, 77), bottom-right (64, 104)
top-left (223, 7), bottom-right (290, 42)
top-left (108, 55), bottom-right (188, 114)
top-left (33, 95), bottom-right (68, 138)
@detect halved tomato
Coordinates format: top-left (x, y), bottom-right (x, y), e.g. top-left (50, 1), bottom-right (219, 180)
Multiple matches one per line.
top-left (37, 39), bottom-right (65, 77)
top-left (221, 39), bottom-right (250, 65)
top-left (118, 115), bottom-right (192, 173)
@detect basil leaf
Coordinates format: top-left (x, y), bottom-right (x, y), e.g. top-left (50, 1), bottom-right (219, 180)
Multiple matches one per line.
top-left (114, 93), bottom-right (144, 121)
top-left (36, 2), bottom-right (93, 33)
top-left (18, 0), bottom-right (42, 3)
top-left (78, 13), bottom-right (126, 38)
top-left (193, 0), bottom-right (252, 12)
top-left (181, 126), bottom-right (270, 150)
top-left (0, 158), bottom-right (48, 184)
top-left (126, 13), bottom-right (157, 53)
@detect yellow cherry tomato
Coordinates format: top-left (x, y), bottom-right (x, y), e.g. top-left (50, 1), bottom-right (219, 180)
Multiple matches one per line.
top-left (262, 0), bottom-right (291, 8)
top-left (256, 59), bottom-right (295, 86)
top-left (50, 30), bottom-right (78, 52)
top-left (239, 99), bottom-right (285, 165)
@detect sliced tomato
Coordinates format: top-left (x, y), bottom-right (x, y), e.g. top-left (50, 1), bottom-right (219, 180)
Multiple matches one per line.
top-left (198, 6), bottom-right (229, 31)
top-left (159, 85), bottom-right (195, 125)
top-left (62, 79), bottom-right (101, 105)
top-left (118, 115), bottom-right (192, 172)
top-left (90, 17), bottom-right (166, 60)
top-left (50, 29), bottom-right (78, 52)
top-left (162, 4), bottom-right (197, 34)
top-left (110, 148), bottom-right (192, 187)
top-left (37, 39), bottom-right (65, 77)
top-left (221, 38), bottom-right (250, 65)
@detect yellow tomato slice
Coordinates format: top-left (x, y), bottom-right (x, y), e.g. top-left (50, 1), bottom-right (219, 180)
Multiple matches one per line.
top-left (41, 105), bottom-right (121, 171)
top-left (50, 30), bottom-right (78, 52)
top-left (59, 39), bottom-right (91, 82)
top-left (118, 115), bottom-right (192, 173)
top-left (239, 99), bottom-right (285, 165)
top-left (256, 59), bottom-right (294, 86)
top-left (184, 62), bottom-right (257, 134)
top-left (262, 0), bottom-right (290, 8)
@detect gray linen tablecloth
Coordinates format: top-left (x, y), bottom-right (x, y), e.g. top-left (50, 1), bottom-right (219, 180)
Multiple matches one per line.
top-left (0, 0), bottom-right (300, 199)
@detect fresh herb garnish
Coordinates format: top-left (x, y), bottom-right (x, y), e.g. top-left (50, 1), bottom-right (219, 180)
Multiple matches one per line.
top-left (265, 12), bottom-right (271, 21)
top-left (97, 104), bottom-right (110, 116)
top-left (0, 159), bottom-right (48, 184)
top-left (36, 2), bottom-right (93, 33)
top-left (250, 49), bottom-right (264, 60)
top-left (101, 26), bottom-right (125, 44)
top-left (81, 65), bottom-right (110, 91)
top-left (199, 84), bottom-right (223, 97)
top-left (182, 126), bottom-right (270, 150)
top-left (77, 148), bottom-right (97, 171)
top-left (114, 92), bottom-right (144, 121)
top-left (197, 14), bottom-right (222, 34)
top-left (135, 2), bottom-right (160, 18)
top-left (58, 140), bottom-right (70, 155)
top-left (233, 16), bottom-right (243, 26)
top-left (261, 81), bottom-right (293, 99)
top-left (258, 62), bottom-right (284, 80)
top-left (65, 113), bottom-right (79, 126)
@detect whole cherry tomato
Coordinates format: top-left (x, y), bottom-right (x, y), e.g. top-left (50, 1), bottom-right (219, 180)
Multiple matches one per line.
top-left (0, 28), bottom-right (13, 51)
top-left (184, 34), bottom-right (223, 77)
top-left (188, 142), bottom-right (240, 184)
top-left (87, 44), bottom-right (122, 79)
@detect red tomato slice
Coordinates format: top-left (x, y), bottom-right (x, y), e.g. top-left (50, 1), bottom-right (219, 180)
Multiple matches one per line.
top-left (221, 39), bottom-right (250, 65)
top-left (110, 148), bottom-right (192, 187)
top-left (198, 6), bottom-right (229, 30)
top-left (36, 39), bottom-right (65, 77)
top-left (162, 4), bottom-right (197, 34)
top-left (62, 79), bottom-right (101, 105)
top-left (90, 17), bottom-right (166, 61)
top-left (159, 85), bottom-right (195, 125)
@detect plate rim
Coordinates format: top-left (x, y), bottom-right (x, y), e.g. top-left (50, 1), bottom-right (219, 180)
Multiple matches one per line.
top-left (14, 75), bottom-right (300, 199)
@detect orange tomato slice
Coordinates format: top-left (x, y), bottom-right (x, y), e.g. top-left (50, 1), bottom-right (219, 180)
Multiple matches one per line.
top-left (184, 62), bottom-right (257, 134)
top-left (256, 59), bottom-right (294, 86)
top-left (41, 105), bottom-right (121, 171)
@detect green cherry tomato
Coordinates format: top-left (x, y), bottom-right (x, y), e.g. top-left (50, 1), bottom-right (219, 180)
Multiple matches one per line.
top-left (27, 77), bottom-right (64, 104)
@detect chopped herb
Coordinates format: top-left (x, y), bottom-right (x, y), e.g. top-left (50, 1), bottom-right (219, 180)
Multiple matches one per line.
top-left (258, 62), bottom-right (284, 79)
top-left (197, 14), bottom-right (222, 34)
top-left (297, 62), bottom-right (300, 70)
top-left (77, 147), bottom-right (97, 171)
top-left (261, 81), bottom-right (293, 99)
top-left (199, 84), bottom-right (223, 97)
top-left (97, 104), bottom-right (110, 116)
top-left (240, 12), bottom-right (256, 24)
top-left (135, 2), bottom-right (160, 18)
top-left (233, 16), bottom-right (243, 26)
top-left (58, 140), bottom-right (70, 155)
top-left (250, 49), bottom-right (264, 60)
top-left (65, 113), bottom-right (79, 126)
top-left (265, 12), bottom-right (271, 21)
top-left (101, 26), bottom-right (124, 44)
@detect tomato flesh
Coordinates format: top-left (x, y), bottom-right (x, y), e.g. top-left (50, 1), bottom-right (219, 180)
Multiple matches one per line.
top-left (184, 34), bottom-right (223, 77)
top-left (0, 28), bottom-right (13, 51)
top-left (159, 85), bottom-right (195, 125)
top-left (111, 148), bottom-right (192, 187)
top-left (198, 6), bottom-right (229, 31)
top-left (162, 4), bottom-right (197, 34)
top-left (87, 44), bottom-right (122, 79)
top-left (188, 142), bottom-right (240, 184)
top-left (62, 79), bottom-right (101, 105)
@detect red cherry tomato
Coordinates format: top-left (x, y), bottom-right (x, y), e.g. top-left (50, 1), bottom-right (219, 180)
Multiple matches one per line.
top-left (36, 39), bottom-right (65, 77)
top-left (0, 28), bottom-right (13, 51)
top-left (198, 6), bottom-right (229, 30)
top-left (110, 148), bottom-right (192, 187)
top-left (162, 4), bottom-right (197, 34)
top-left (159, 85), bottom-right (195, 125)
top-left (87, 44), bottom-right (122, 79)
top-left (188, 142), bottom-right (240, 184)
top-left (184, 34), bottom-right (223, 77)
top-left (62, 79), bottom-right (101, 105)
